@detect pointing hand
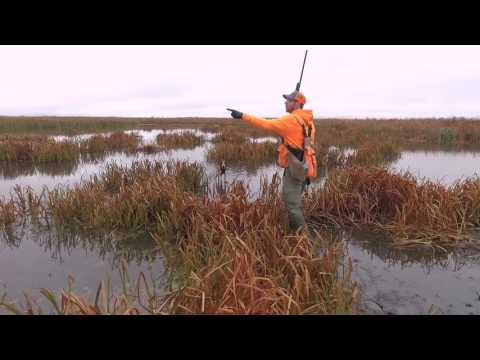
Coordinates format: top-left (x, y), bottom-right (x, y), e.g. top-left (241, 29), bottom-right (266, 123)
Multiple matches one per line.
top-left (226, 108), bottom-right (243, 119)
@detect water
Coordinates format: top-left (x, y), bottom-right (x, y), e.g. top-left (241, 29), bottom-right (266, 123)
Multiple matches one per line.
top-left (389, 150), bottom-right (480, 185)
top-left (125, 128), bottom-right (219, 143)
top-left (2, 129), bottom-right (480, 314)
top-left (0, 129), bottom-right (281, 307)
top-left (0, 227), bottom-right (165, 313)
top-left (251, 136), bottom-right (278, 144)
top-left (347, 230), bottom-right (480, 315)
top-left (1, 130), bottom-right (282, 199)
top-left (52, 133), bottom-right (103, 142)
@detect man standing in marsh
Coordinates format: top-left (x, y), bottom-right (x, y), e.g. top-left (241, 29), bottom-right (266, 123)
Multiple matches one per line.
top-left (227, 90), bottom-right (317, 234)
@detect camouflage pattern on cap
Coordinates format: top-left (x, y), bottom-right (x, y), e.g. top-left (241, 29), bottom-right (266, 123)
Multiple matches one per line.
top-left (283, 91), bottom-right (306, 105)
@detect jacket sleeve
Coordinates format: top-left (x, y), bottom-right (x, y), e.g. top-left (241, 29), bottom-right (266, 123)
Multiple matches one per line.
top-left (241, 113), bottom-right (291, 138)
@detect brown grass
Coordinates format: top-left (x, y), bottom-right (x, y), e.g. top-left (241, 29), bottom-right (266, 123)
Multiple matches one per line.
top-left (2, 116), bottom-right (480, 148)
top-left (211, 130), bottom-right (248, 144)
top-left (207, 140), bottom-right (278, 168)
top-left (315, 118), bottom-right (480, 149)
top-left (79, 131), bottom-right (141, 155)
top-left (45, 160), bottom-right (208, 238)
top-left (152, 178), bottom-right (358, 314)
top-left (305, 166), bottom-right (480, 248)
top-left (0, 132), bottom-right (141, 164)
top-left (0, 136), bottom-right (78, 162)
top-left (156, 131), bottom-right (205, 149)
top-left (1, 166), bottom-right (359, 315)
top-left (0, 198), bottom-right (17, 229)
top-left (319, 143), bottom-right (401, 168)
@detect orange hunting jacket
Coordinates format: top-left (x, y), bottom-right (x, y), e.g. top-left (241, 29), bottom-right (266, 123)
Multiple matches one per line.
top-left (242, 109), bottom-right (316, 169)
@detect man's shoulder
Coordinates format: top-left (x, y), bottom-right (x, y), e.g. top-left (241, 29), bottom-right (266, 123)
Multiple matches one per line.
top-left (280, 113), bottom-right (297, 121)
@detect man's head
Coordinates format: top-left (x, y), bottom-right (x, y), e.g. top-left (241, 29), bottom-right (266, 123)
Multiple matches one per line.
top-left (283, 91), bottom-right (306, 113)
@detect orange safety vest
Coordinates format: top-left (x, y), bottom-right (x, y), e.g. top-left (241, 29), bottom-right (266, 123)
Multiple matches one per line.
top-left (241, 110), bottom-right (317, 178)
top-left (279, 114), bottom-right (318, 179)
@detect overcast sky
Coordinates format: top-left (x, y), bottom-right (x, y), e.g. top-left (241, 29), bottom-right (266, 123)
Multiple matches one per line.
top-left (1, 45), bottom-right (479, 118)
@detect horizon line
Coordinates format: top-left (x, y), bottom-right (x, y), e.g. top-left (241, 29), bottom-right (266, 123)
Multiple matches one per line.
top-left (1, 115), bottom-right (480, 121)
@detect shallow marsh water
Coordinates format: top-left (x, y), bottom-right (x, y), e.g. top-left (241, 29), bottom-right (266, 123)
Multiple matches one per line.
top-left (1, 129), bottom-right (480, 314)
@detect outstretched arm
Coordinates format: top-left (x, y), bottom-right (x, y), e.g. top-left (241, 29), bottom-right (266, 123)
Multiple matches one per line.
top-left (241, 113), bottom-right (291, 138)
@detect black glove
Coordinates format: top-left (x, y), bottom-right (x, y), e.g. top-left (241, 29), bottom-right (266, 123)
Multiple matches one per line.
top-left (226, 108), bottom-right (243, 119)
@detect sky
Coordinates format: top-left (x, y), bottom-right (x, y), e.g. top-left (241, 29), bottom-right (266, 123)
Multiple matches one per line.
top-left (1, 45), bottom-right (479, 119)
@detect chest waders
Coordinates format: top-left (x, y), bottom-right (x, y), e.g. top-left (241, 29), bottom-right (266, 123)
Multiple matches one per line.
top-left (281, 114), bottom-right (313, 234)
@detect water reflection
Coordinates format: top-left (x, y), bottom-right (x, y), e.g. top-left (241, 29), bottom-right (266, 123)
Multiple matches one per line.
top-left (316, 227), bottom-right (480, 314)
top-left (389, 150), bottom-right (480, 185)
top-left (347, 228), bottom-right (476, 272)
top-left (11, 130), bottom-right (480, 197)
top-left (0, 221), bottom-right (160, 266)
top-left (348, 233), bottom-right (480, 314)
top-left (2, 129), bottom-right (480, 314)
top-left (0, 225), bottom-right (23, 249)
top-left (0, 221), bottom-right (165, 303)
top-left (36, 228), bottom-right (160, 266)
top-left (125, 128), bottom-right (218, 144)
top-left (0, 160), bottom-right (81, 179)
top-left (0, 129), bottom-right (216, 181)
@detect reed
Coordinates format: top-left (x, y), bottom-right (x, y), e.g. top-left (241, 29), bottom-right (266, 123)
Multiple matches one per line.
top-left (138, 144), bottom-right (162, 153)
top-left (152, 177), bottom-right (358, 314)
top-left (207, 140), bottom-right (277, 167)
top-left (347, 143), bottom-right (401, 166)
top-left (1, 218), bottom-right (357, 315)
top-left (305, 166), bottom-right (480, 247)
top-left (0, 137), bottom-right (78, 162)
top-left (45, 160), bottom-right (208, 238)
top-left (316, 143), bottom-right (400, 171)
top-left (156, 131), bottom-right (205, 149)
top-left (0, 132), bottom-right (140, 165)
top-left (0, 267), bottom-right (153, 315)
top-left (0, 198), bottom-right (17, 229)
top-left (2, 116), bottom-right (480, 149)
top-left (315, 118), bottom-right (480, 149)
top-left (211, 130), bottom-right (248, 144)
top-left (79, 132), bottom-right (141, 155)
top-left (0, 164), bottom-right (358, 315)
top-left (0, 116), bottom-right (162, 135)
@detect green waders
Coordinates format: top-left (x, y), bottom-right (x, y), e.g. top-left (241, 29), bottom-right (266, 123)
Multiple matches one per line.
top-left (282, 167), bottom-right (307, 234)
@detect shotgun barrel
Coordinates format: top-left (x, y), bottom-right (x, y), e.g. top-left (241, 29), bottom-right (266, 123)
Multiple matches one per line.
top-left (296, 50), bottom-right (308, 92)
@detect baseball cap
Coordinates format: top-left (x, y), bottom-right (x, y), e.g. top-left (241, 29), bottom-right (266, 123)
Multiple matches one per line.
top-left (283, 91), bottom-right (306, 105)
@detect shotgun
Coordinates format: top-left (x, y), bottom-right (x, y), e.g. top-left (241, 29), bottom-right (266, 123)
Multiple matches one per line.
top-left (296, 50), bottom-right (308, 92)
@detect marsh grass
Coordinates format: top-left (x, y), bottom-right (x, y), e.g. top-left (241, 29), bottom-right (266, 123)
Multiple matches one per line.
top-left (138, 144), bottom-right (162, 153)
top-left (0, 162), bottom-right (358, 315)
top-left (156, 131), bottom-right (205, 150)
top-left (1, 218), bottom-right (358, 315)
top-left (211, 130), bottom-right (248, 144)
top-left (348, 143), bottom-right (401, 166)
top-left (207, 140), bottom-right (277, 167)
top-left (0, 116), bottom-right (272, 139)
top-left (0, 132), bottom-right (141, 166)
top-left (2, 116), bottom-right (480, 148)
top-left (315, 118), bottom-right (480, 149)
top-left (151, 177), bottom-right (358, 314)
top-left (305, 166), bottom-right (480, 248)
top-left (320, 143), bottom-right (401, 168)
top-left (79, 131), bottom-right (141, 155)
top-left (0, 265), bottom-right (160, 315)
top-left (0, 136), bottom-right (78, 162)
top-left (0, 198), bottom-right (17, 229)
top-left (0, 160), bottom-right (80, 178)
top-left (4, 117), bottom-right (480, 314)
top-left (0, 116), bottom-right (163, 135)
top-left (45, 160), bottom-right (208, 239)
